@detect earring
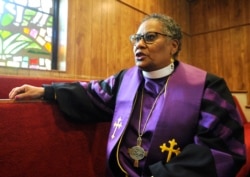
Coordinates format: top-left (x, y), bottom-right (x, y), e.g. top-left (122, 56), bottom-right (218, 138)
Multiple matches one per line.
top-left (170, 58), bottom-right (175, 69)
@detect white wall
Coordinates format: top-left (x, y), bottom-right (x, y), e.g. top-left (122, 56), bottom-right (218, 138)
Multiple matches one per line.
top-left (232, 93), bottom-right (250, 122)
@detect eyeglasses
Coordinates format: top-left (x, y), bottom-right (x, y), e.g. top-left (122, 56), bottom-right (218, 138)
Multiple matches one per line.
top-left (129, 32), bottom-right (172, 45)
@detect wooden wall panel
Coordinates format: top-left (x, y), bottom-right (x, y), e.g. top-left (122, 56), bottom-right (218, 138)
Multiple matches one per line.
top-left (189, 0), bottom-right (250, 104)
top-left (190, 0), bottom-right (250, 35)
top-left (119, 0), bottom-right (190, 34)
top-left (69, 0), bottom-right (146, 79)
top-left (191, 26), bottom-right (249, 91)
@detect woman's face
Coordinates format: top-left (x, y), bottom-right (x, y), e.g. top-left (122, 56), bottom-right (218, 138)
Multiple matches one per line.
top-left (133, 19), bottom-right (178, 72)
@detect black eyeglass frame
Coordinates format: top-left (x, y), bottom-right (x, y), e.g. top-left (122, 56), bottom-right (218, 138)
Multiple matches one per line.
top-left (129, 31), bottom-right (173, 45)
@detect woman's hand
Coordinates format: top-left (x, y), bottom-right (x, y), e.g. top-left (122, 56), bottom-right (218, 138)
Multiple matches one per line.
top-left (9, 84), bottom-right (45, 100)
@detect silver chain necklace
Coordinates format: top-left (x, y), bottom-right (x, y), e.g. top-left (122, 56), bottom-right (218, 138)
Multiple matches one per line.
top-left (128, 76), bottom-right (171, 167)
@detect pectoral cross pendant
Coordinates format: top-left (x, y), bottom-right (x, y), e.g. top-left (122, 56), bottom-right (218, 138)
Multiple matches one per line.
top-left (128, 136), bottom-right (148, 167)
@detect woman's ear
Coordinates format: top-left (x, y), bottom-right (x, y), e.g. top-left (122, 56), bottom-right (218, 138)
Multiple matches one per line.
top-left (171, 39), bottom-right (179, 55)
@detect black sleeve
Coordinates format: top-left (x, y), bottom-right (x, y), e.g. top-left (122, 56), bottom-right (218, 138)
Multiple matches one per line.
top-left (43, 82), bottom-right (113, 123)
top-left (42, 70), bottom-right (127, 123)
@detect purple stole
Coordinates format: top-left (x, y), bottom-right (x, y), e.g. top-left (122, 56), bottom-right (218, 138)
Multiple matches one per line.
top-left (107, 62), bottom-right (206, 174)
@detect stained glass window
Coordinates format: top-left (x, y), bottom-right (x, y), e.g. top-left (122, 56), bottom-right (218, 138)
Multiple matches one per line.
top-left (0, 0), bottom-right (59, 70)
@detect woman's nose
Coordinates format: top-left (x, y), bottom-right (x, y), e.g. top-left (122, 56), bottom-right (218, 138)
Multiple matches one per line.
top-left (134, 38), bottom-right (147, 49)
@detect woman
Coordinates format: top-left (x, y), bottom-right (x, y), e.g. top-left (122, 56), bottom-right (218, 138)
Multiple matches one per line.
top-left (9, 14), bottom-right (245, 177)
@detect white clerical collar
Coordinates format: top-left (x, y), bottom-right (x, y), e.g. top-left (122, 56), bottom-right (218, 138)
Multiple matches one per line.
top-left (142, 63), bottom-right (174, 79)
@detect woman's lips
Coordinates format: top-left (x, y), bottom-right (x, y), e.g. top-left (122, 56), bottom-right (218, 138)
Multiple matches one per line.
top-left (135, 52), bottom-right (147, 60)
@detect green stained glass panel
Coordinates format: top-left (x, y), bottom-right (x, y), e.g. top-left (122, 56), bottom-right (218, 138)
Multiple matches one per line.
top-left (0, 30), bottom-right (12, 38)
top-left (1, 13), bottom-right (14, 26)
top-left (0, 0), bottom-right (56, 70)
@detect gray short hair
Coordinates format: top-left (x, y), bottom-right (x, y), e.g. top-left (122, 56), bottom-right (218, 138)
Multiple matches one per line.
top-left (141, 14), bottom-right (183, 59)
